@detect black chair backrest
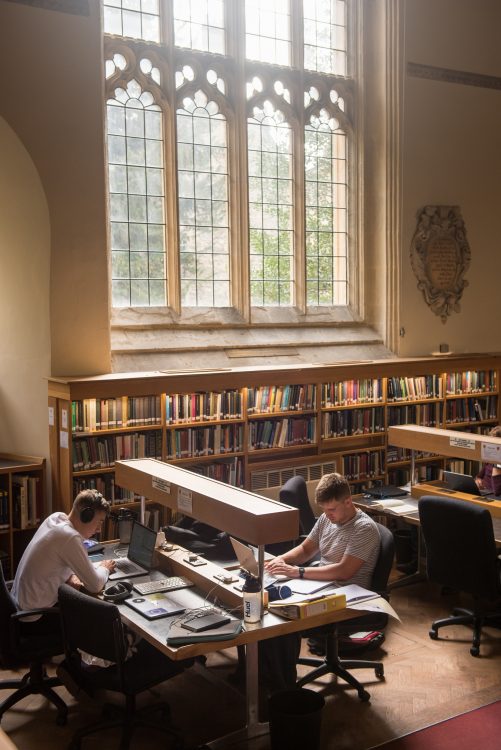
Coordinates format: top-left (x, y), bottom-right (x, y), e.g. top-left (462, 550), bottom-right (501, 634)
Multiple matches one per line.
top-left (0, 564), bottom-right (18, 668)
top-left (371, 523), bottom-right (395, 595)
top-left (419, 495), bottom-right (500, 599)
top-left (58, 584), bottom-right (127, 665)
top-left (279, 475), bottom-right (316, 536)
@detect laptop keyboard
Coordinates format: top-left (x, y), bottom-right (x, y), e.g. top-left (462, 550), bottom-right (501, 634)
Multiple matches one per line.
top-left (133, 576), bottom-right (194, 595)
top-left (115, 560), bottom-right (138, 574)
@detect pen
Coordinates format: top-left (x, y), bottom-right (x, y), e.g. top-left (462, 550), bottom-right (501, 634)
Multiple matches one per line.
top-left (348, 595), bottom-right (372, 603)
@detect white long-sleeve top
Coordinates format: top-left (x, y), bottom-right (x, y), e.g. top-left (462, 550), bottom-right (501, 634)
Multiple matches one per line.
top-left (11, 512), bottom-right (109, 612)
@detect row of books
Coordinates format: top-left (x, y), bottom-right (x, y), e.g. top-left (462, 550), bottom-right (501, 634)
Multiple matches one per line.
top-left (72, 431), bottom-right (162, 471)
top-left (188, 457), bottom-right (243, 487)
top-left (247, 384), bottom-right (316, 413)
top-left (166, 390), bottom-right (242, 423)
top-left (321, 379), bottom-right (383, 407)
top-left (387, 375), bottom-right (442, 401)
top-left (12, 475), bottom-right (41, 530)
top-left (387, 464), bottom-right (440, 486)
top-left (248, 417), bottom-right (316, 450)
top-left (445, 370), bottom-right (497, 395)
top-left (166, 425), bottom-right (243, 459)
top-left (387, 403), bottom-right (441, 428)
top-left (340, 450), bottom-right (384, 480)
top-left (322, 407), bottom-right (385, 438)
top-left (444, 396), bottom-right (498, 423)
top-left (386, 447), bottom-right (440, 464)
top-left (72, 475), bottom-right (138, 503)
top-left (72, 396), bottom-right (162, 432)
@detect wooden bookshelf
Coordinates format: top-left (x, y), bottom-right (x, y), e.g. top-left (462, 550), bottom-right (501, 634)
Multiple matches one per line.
top-left (48, 355), bottom-right (501, 533)
top-left (0, 453), bottom-right (46, 577)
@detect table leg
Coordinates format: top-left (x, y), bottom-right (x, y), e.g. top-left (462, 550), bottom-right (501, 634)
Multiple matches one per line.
top-left (201, 642), bottom-right (269, 749)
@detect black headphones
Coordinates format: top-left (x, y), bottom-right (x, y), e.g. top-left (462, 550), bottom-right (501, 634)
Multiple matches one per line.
top-left (102, 581), bottom-right (133, 603)
top-left (79, 491), bottom-right (107, 524)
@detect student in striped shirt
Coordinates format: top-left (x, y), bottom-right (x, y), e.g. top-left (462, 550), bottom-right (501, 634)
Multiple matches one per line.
top-left (258, 474), bottom-right (380, 699)
top-left (265, 472), bottom-right (380, 588)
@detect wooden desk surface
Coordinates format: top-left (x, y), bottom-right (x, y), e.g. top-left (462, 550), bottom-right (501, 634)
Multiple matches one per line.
top-left (117, 547), bottom-right (379, 661)
top-left (355, 492), bottom-right (501, 544)
top-left (410, 480), bottom-right (501, 518)
top-left (118, 586), bottom-right (370, 661)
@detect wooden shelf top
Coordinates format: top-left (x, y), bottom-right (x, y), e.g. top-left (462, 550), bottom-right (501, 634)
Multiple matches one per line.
top-left (115, 458), bottom-right (299, 546)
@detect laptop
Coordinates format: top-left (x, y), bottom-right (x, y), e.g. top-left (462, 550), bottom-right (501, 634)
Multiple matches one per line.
top-left (443, 470), bottom-right (496, 499)
top-left (229, 537), bottom-right (279, 588)
top-left (108, 521), bottom-right (157, 580)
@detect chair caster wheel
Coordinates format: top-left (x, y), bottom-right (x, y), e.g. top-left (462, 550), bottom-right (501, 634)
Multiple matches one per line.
top-left (359, 690), bottom-right (371, 702)
top-left (429, 629), bottom-right (438, 640)
top-left (470, 646), bottom-right (480, 657)
top-left (375, 665), bottom-right (384, 679)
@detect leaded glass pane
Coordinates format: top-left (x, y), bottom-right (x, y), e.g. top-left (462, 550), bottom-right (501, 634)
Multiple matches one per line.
top-left (107, 79), bottom-right (166, 307)
top-left (174, 0), bottom-right (226, 54)
top-left (248, 105), bottom-right (293, 306)
top-left (304, 110), bottom-right (348, 306)
top-left (103, 0), bottom-right (160, 42)
top-left (245, 0), bottom-right (291, 65)
top-left (303, 0), bottom-right (347, 75)
top-left (177, 91), bottom-right (230, 306)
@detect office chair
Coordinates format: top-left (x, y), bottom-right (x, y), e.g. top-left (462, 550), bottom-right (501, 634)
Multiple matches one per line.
top-left (266, 475), bottom-right (317, 556)
top-left (58, 584), bottom-right (193, 750)
top-left (418, 495), bottom-right (501, 657)
top-left (297, 522), bottom-right (394, 702)
top-left (0, 563), bottom-right (67, 725)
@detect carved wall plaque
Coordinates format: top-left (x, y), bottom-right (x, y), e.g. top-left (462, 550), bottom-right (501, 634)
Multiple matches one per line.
top-left (410, 206), bottom-right (470, 323)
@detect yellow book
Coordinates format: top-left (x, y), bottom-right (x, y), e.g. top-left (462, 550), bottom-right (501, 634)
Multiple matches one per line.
top-left (268, 592), bottom-right (347, 620)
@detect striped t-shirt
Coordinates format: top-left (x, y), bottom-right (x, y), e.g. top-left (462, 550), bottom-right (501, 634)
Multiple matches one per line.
top-left (307, 508), bottom-right (380, 588)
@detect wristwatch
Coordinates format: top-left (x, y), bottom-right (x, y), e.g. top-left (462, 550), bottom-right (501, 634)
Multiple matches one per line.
top-left (298, 566), bottom-right (305, 579)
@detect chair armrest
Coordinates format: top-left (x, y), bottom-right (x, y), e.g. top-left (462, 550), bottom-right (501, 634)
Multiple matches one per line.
top-left (12, 607), bottom-right (60, 622)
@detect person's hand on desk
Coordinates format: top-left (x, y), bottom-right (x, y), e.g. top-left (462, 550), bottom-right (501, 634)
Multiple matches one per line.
top-left (99, 559), bottom-right (116, 573)
top-left (265, 557), bottom-right (302, 578)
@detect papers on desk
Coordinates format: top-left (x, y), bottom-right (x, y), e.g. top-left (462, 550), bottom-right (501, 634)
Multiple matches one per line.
top-left (288, 578), bottom-right (336, 596)
top-left (365, 498), bottom-right (417, 515)
top-left (348, 595), bottom-right (400, 622)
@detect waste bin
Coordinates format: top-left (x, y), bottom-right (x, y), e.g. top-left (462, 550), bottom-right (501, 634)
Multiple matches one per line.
top-left (394, 528), bottom-right (413, 565)
top-left (269, 688), bottom-right (325, 750)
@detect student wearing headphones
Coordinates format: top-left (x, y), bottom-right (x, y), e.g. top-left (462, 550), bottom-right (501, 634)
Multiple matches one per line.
top-left (11, 489), bottom-right (116, 631)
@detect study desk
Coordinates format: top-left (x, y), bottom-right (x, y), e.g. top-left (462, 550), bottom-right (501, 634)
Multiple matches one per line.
top-left (355, 491), bottom-right (501, 590)
top-left (117, 557), bottom-right (380, 749)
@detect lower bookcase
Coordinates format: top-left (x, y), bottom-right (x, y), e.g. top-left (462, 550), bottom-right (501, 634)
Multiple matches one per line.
top-left (48, 354), bottom-right (501, 539)
top-left (0, 453), bottom-right (46, 577)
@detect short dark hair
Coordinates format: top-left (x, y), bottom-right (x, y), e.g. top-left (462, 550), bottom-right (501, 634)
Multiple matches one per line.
top-left (315, 473), bottom-right (351, 505)
top-left (73, 489), bottom-right (110, 516)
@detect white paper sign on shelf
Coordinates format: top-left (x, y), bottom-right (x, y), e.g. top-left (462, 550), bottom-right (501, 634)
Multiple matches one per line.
top-left (481, 442), bottom-right (501, 462)
top-left (177, 487), bottom-right (193, 514)
top-left (152, 477), bottom-right (171, 494)
top-left (450, 436), bottom-right (475, 450)
top-left (60, 430), bottom-right (69, 449)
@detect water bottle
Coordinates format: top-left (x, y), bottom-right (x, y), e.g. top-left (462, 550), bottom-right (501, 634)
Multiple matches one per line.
top-left (242, 573), bottom-right (262, 623)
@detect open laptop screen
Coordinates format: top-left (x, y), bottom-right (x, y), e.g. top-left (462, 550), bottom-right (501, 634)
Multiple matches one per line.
top-left (128, 521), bottom-right (156, 569)
top-left (443, 470), bottom-right (480, 496)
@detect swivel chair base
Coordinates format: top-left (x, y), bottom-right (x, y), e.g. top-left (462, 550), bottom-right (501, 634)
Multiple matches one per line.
top-left (0, 661), bottom-right (67, 725)
top-left (67, 693), bottom-right (182, 750)
top-left (429, 606), bottom-right (499, 657)
top-left (297, 630), bottom-right (384, 702)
